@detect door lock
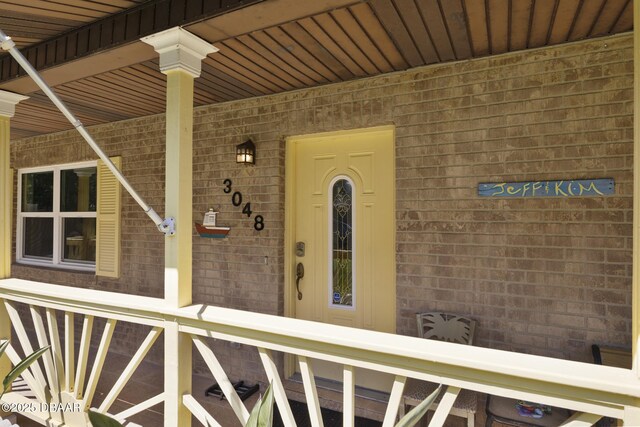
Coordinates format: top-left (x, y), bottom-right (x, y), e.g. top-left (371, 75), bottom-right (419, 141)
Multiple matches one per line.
top-left (295, 242), bottom-right (305, 257)
top-left (295, 262), bottom-right (304, 300)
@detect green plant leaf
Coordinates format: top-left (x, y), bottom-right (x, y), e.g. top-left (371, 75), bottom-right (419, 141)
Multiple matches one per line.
top-left (246, 399), bottom-right (259, 427)
top-left (246, 382), bottom-right (274, 427)
top-left (257, 382), bottom-right (274, 427)
top-left (88, 410), bottom-right (125, 427)
top-left (395, 384), bottom-right (442, 427)
top-left (2, 346), bottom-right (50, 394)
top-left (44, 385), bottom-right (52, 405)
top-left (0, 340), bottom-right (9, 360)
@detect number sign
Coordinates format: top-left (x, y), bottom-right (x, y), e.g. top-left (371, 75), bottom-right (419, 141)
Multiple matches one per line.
top-left (223, 179), bottom-right (265, 231)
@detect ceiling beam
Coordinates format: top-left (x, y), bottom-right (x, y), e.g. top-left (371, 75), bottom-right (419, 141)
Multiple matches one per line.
top-left (0, 0), bottom-right (264, 84)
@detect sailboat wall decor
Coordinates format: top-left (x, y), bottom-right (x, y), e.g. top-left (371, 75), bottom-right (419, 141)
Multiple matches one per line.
top-left (195, 209), bottom-right (231, 238)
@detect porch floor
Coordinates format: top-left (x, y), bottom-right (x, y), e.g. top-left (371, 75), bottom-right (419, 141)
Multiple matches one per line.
top-left (14, 350), bottom-right (499, 426)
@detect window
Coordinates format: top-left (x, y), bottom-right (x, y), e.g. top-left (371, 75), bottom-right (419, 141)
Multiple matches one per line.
top-left (329, 176), bottom-right (355, 308)
top-left (18, 161), bottom-right (97, 271)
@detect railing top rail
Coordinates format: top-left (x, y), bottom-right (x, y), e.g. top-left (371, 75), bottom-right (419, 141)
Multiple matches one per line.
top-left (174, 303), bottom-right (640, 397)
top-left (0, 278), bottom-right (165, 326)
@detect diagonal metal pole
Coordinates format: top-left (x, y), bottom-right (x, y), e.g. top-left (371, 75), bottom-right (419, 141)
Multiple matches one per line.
top-left (0, 29), bottom-right (175, 236)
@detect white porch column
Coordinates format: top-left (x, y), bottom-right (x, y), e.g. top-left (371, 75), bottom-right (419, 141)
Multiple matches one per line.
top-left (0, 91), bottom-right (26, 278)
top-left (142, 28), bottom-right (217, 426)
top-left (0, 90), bottom-right (28, 414)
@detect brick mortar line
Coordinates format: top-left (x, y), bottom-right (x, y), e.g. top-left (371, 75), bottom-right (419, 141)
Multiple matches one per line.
top-left (399, 257), bottom-right (630, 265)
top-left (394, 151), bottom-right (632, 162)
top-left (393, 100), bottom-right (632, 118)
top-left (394, 164), bottom-right (632, 172)
top-left (396, 221), bottom-right (630, 226)
top-left (399, 229), bottom-right (631, 232)
top-left (351, 67), bottom-right (632, 102)
top-left (395, 127), bottom-right (632, 141)
top-left (396, 147), bottom-right (633, 157)
top-left (395, 229), bottom-right (629, 235)
top-left (392, 71), bottom-right (633, 101)
top-left (397, 272), bottom-right (614, 282)
top-left (392, 91), bottom-right (627, 110)
top-left (392, 106), bottom-right (632, 123)
top-left (395, 152), bottom-right (633, 160)
top-left (395, 245), bottom-right (627, 251)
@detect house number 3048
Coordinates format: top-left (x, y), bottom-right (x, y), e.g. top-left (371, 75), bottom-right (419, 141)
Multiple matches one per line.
top-left (223, 179), bottom-right (264, 231)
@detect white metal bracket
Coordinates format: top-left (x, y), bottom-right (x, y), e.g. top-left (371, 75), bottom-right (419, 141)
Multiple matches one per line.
top-left (159, 218), bottom-right (176, 236)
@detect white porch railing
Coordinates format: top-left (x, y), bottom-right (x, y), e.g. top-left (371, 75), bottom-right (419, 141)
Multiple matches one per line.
top-left (0, 277), bottom-right (639, 427)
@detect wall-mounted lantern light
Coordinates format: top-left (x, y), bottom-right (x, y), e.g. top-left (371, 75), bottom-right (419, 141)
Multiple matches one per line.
top-left (236, 139), bottom-right (256, 165)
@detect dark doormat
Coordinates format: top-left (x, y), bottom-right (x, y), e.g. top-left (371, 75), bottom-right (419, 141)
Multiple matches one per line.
top-left (272, 399), bottom-right (382, 427)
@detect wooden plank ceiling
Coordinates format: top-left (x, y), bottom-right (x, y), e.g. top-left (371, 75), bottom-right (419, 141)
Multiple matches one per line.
top-left (0, 0), bottom-right (147, 50)
top-left (7, 0), bottom-right (634, 139)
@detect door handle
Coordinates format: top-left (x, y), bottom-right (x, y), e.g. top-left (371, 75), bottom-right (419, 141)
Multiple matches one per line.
top-left (295, 262), bottom-right (304, 300)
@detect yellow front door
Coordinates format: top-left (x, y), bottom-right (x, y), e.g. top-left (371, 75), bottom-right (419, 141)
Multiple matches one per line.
top-left (288, 126), bottom-right (396, 390)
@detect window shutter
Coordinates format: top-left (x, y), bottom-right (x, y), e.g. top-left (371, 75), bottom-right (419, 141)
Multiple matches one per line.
top-left (96, 157), bottom-right (121, 278)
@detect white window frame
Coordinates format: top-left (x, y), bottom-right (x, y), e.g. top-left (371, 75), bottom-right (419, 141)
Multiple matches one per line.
top-left (17, 160), bottom-right (97, 272)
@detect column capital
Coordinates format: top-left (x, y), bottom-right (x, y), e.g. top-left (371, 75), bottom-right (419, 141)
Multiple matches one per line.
top-left (141, 27), bottom-right (218, 78)
top-left (0, 90), bottom-right (28, 118)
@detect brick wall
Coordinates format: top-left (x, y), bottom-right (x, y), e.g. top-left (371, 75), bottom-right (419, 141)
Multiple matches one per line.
top-left (10, 33), bottom-right (633, 366)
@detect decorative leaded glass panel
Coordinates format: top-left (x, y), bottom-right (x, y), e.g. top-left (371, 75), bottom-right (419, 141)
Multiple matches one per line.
top-left (331, 178), bottom-right (353, 307)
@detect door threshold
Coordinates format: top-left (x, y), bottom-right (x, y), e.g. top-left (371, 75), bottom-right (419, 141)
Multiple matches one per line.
top-left (288, 373), bottom-right (390, 403)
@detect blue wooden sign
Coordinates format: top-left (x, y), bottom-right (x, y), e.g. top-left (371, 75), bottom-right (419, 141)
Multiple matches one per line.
top-left (478, 179), bottom-right (614, 198)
